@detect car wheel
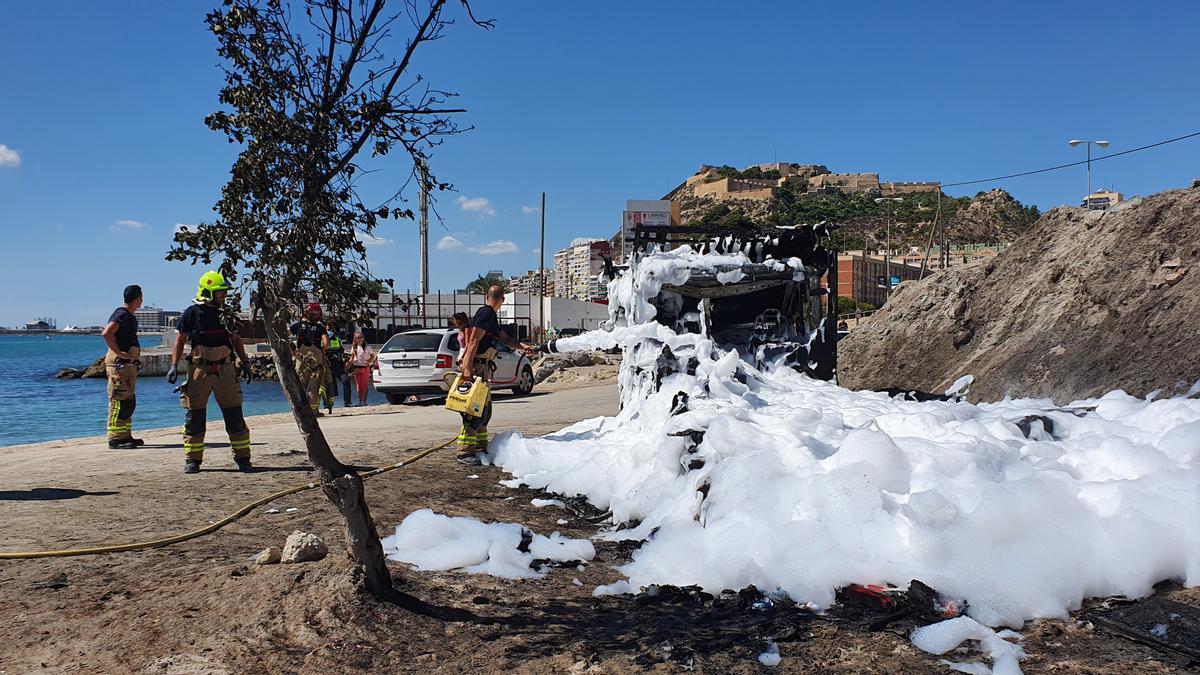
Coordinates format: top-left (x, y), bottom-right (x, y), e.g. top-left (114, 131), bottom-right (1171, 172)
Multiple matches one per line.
top-left (385, 393), bottom-right (406, 405)
top-left (514, 367), bottom-right (534, 395)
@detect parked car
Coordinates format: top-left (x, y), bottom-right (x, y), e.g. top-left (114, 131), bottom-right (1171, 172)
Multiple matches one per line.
top-left (372, 328), bottom-right (535, 404)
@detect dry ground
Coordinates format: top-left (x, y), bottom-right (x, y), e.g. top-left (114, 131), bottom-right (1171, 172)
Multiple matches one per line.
top-left (0, 380), bottom-right (1193, 674)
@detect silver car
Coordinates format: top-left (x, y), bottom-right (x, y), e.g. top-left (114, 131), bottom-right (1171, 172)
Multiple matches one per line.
top-left (372, 328), bottom-right (535, 404)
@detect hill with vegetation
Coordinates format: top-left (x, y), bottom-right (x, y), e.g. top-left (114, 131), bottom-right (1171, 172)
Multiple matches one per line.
top-left (670, 165), bottom-right (1040, 251)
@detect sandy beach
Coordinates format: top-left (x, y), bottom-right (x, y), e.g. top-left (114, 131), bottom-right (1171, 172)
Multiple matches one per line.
top-left (0, 380), bottom-right (1192, 673)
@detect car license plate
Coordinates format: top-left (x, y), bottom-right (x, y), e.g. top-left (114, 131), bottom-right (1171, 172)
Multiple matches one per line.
top-left (394, 359), bottom-right (419, 368)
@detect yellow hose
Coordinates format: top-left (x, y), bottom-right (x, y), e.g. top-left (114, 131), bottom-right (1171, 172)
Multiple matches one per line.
top-left (0, 438), bottom-right (455, 560)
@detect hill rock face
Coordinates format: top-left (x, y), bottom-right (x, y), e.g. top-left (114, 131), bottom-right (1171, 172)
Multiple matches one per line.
top-left (839, 187), bottom-right (1200, 402)
top-left (947, 188), bottom-right (1038, 242)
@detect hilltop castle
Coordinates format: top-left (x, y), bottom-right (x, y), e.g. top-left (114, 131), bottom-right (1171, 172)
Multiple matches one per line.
top-left (665, 162), bottom-right (940, 202)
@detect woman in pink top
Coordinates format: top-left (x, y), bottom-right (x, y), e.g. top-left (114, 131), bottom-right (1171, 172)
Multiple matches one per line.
top-left (348, 332), bottom-right (377, 406)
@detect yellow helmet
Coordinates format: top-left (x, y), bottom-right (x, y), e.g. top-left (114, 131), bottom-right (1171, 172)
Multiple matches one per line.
top-left (197, 270), bottom-right (233, 300)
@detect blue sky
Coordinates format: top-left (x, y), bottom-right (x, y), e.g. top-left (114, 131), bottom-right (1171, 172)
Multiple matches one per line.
top-left (2, 1), bottom-right (1198, 326)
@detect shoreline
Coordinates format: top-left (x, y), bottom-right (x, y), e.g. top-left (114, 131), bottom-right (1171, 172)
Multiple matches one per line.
top-left (1, 379), bottom-right (615, 452)
top-left (0, 403), bottom-right (386, 452)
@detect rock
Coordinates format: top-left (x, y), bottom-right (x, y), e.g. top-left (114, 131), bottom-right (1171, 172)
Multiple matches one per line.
top-left (570, 352), bottom-right (594, 367)
top-left (81, 357), bottom-right (107, 379)
top-left (547, 376), bottom-right (558, 384)
top-left (33, 572), bottom-right (69, 590)
top-left (55, 368), bottom-right (84, 379)
top-left (590, 354), bottom-right (608, 366)
top-left (534, 365), bottom-right (557, 384)
top-left (1165, 269), bottom-right (1187, 286)
top-left (280, 531), bottom-right (327, 563)
top-left (254, 546), bottom-right (282, 565)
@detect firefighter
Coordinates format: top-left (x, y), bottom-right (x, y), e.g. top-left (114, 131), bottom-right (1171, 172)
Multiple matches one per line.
top-left (167, 271), bottom-right (254, 474)
top-left (291, 303), bottom-right (329, 415)
top-left (456, 285), bottom-right (535, 464)
top-left (325, 325), bottom-right (351, 409)
top-left (101, 284), bottom-right (144, 448)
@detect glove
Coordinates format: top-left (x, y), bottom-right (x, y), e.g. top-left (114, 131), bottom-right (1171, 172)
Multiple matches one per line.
top-left (240, 360), bottom-right (253, 383)
top-left (166, 364), bottom-right (178, 384)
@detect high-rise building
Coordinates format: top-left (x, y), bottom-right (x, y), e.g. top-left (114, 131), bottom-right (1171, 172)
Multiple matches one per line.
top-left (553, 239), bottom-right (611, 301)
top-left (507, 269), bottom-right (553, 296)
top-left (134, 306), bottom-right (167, 330)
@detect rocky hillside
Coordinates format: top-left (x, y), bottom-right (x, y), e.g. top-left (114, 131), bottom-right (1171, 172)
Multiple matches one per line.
top-left (946, 188), bottom-right (1040, 242)
top-left (839, 186), bottom-right (1200, 402)
top-left (670, 170), bottom-right (1039, 250)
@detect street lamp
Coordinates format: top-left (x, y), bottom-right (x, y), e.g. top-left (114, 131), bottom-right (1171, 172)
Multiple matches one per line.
top-left (1068, 139), bottom-right (1110, 206)
top-left (874, 196), bottom-right (903, 300)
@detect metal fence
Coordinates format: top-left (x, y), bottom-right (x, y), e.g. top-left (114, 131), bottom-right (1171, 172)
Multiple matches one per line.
top-left (359, 291), bottom-right (535, 344)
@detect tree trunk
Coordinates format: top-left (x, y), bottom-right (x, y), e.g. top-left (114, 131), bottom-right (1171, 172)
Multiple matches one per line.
top-left (258, 296), bottom-right (395, 599)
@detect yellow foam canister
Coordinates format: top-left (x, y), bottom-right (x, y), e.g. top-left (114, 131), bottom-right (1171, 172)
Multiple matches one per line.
top-left (445, 375), bottom-right (489, 417)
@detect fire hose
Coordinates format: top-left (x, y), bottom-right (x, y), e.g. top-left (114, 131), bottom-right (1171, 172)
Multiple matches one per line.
top-left (0, 438), bottom-right (455, 560)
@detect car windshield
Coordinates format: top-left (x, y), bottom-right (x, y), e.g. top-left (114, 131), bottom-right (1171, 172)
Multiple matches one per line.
top-left (380, 333), bottom-right (444, 353)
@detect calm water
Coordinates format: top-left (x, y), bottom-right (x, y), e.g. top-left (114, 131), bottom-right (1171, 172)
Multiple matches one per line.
top-left (0, 334), bottom-right (292, 447)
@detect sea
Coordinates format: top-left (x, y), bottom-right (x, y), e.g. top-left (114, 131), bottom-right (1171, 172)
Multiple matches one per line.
top-left (0, 334), bottom-right (292, 448)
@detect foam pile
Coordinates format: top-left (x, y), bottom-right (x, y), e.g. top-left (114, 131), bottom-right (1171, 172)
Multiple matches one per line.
top-left (485, 246), bottom-right (1200, 630)
top-left (911, 616), bottom-right (1025, 674)
top-left (381, 509), bottom-right (595, 579)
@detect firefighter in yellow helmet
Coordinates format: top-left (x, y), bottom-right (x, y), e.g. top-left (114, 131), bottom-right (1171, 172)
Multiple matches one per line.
top-left (167, 271), bottom-right (254, 474)
top-left (291, 303), bottom-right (330, 415)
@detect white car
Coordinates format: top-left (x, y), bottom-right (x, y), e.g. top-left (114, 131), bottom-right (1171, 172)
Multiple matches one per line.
top-left (372, 328), bottom-right (535, 404)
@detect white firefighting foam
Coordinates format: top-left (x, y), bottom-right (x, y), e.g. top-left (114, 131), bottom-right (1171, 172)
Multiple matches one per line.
top-left (484, 246), bottom-right (1200, 632)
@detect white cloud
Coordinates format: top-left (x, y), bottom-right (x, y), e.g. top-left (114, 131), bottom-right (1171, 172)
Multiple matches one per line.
top-left (357, 231), bottom-right (393, 246)
top-left (521, 205), bottom-right (539, 215)
top-left (0, 145), bottom-right (21, 168)
top-left (436, 235), bottom-right (465, 251)
top-left (111, 219), bottom-right (147, 231)
top-left (469, 239), bottom-right (519, 255)
top-left (457, 195), bottom-right (496, 216)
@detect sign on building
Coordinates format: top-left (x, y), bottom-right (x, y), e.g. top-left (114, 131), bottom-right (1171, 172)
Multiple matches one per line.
top-left (622, 199), bottom-right (674, 243)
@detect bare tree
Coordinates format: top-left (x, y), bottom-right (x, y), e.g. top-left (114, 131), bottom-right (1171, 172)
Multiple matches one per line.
top-left (169, 0), bottom-right (491, 602)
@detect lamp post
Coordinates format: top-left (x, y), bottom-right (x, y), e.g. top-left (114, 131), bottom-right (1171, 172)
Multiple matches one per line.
top-left (874, 196), bottom-right (903, 300)
top-left (1067, 139), bottom-right (1110, 207)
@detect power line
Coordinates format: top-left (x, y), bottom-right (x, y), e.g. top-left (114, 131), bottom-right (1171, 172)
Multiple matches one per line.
top-left (941, 130), bottom-right (1200, 188)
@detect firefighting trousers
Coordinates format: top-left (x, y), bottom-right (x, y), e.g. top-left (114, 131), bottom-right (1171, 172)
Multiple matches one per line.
top-left (105, 346), bottom-right (139, 440)
top-left (179, 345), bottom-right (250, 461)
top-left (295, 346), bottom-right (328, 412)
top-left (457, 359), bottom-right (494, 454)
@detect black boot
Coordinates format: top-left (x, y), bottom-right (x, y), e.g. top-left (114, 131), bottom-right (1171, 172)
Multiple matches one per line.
top-left (184, 458), bottom-right (201, 474)
top-left (235, 457), bottom-right (254, 473)
top-left (109, 439), bottom-right (136, 449)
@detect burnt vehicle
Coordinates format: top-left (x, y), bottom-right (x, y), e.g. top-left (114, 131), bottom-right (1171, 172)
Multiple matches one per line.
top-left (627, 223), bottom-right (839, 382)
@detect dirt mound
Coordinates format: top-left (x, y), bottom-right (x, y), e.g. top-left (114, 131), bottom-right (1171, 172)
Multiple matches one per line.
top-left (839, 186), bottom-right (1200, 402)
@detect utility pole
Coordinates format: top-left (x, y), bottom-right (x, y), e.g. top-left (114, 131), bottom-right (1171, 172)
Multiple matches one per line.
top-left (538, 191), bottom-right (546, 337)
top-left (874, 196), bottom-right (903, 301)
top-left (418, 159), bottom-right (430, 295)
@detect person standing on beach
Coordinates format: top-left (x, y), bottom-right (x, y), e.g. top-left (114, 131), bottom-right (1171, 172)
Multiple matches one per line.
top-left (101, 284), bottom-right (144, 449)
top-left (167, 271), bottom-right (254, 474)
top-left (325, 324), bottom-right (350, 409)
top-left (347, 332), bottom-right (377, 406)
top-left (455, 286), bottom-right (535, 464)
top-left (291, 303), bottom-right (330, 415)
